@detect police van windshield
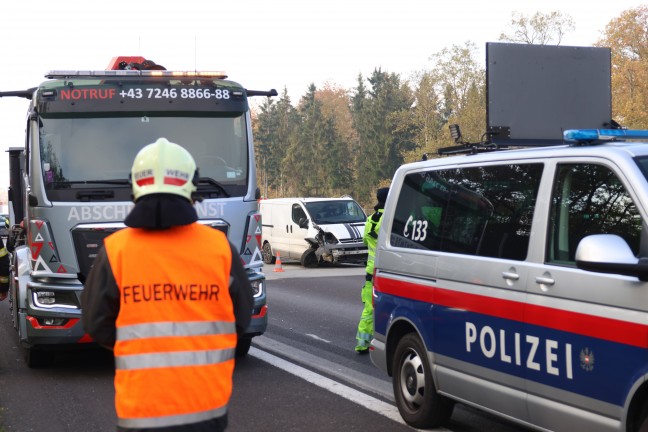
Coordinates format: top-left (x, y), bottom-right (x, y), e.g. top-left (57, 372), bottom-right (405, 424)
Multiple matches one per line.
top-left (39, 114), bottom-right (249, 200)
top-left (304, 200), bottom-right (366, 224)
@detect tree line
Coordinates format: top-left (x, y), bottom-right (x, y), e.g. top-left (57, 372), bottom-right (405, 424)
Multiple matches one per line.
top-left (252, 7), bottom-right (648, 209)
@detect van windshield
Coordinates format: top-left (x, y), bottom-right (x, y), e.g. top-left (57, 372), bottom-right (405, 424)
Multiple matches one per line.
top-left (304, 200), bottom-right (366, 224)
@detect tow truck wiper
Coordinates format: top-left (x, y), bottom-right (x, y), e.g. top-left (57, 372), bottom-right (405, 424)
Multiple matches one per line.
top-left (196, 177), bottom-right (230, 198)
top-left (50, 179), bottom-right (131, 186)
top-left (76, 190), bottom-right (115, 201)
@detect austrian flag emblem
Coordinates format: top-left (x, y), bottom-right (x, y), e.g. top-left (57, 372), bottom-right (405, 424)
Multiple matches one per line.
top-left (163, 168), bottom-right (190, 186)
top-left (580, 348), bottom-right (595, 372)
top-left (134, 168), bottom-right (154, 186)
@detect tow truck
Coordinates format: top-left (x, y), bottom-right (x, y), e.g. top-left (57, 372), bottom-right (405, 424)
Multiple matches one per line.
top-left (2, 56), bottom-right (275, 366)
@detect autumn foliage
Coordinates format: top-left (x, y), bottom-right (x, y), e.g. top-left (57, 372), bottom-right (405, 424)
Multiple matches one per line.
top-left (254, 8), bottom-right (647, 208)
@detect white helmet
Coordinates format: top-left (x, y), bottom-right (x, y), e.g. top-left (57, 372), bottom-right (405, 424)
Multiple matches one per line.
top-left (131, 138), bottom-right (198, 201)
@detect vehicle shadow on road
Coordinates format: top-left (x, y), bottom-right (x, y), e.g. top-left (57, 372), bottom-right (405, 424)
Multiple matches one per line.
top-left (31, 346), bottom-right (115, 372)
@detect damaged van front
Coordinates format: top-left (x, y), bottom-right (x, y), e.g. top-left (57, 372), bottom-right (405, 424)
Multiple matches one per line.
top-left (260, 197), bottom-right (368, 267)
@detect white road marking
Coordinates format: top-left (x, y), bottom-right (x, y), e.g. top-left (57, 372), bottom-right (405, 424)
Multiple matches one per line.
top-left (250, 347), bottom-right (451, 431)
top-left (305, 333), bottom-right (331, 343)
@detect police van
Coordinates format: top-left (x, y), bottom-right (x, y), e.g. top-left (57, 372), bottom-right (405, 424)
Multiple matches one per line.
top-left (370, 44), bottom-right (648, 431)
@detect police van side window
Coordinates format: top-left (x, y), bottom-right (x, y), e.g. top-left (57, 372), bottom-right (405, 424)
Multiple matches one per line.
top-left (390, 164), bottom-right (543, 259)
top-left (548, 163), bottom-right (642, 265)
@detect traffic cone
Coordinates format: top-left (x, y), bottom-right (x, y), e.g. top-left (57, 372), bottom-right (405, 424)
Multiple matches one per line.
top-left (273, 251), bottom-right (284, 272)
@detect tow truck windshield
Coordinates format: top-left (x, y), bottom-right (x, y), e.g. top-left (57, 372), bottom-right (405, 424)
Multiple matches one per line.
top-left (39, 115), bottom-right (249, 201)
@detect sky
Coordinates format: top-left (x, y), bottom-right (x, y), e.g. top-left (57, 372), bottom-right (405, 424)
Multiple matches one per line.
top-left (0, 0), bottom-right (646, 192)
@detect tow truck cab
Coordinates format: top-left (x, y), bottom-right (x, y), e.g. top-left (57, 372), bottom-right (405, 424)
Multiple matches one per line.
top-left (4, 57), bottom-right (275, 366)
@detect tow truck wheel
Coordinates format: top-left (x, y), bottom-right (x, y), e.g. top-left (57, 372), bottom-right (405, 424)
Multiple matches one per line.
top-left (25, 347), bottom-right (53, 368)
top-left (262, 242), bottom-right (275, 265)
top-left (392, 333), bottom-right (454, 428)
top-left (236, 337), bottom-right (252, 358)
top-left (300, 248), bottom-right (319, 268)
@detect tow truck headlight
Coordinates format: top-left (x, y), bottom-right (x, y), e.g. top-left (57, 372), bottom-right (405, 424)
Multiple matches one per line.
top-left (249, 279), bottom-right (264, 298)
top-left (33, 290), bottom-right (78, 309)
top-left (36, 291), bottom-right (55, 305)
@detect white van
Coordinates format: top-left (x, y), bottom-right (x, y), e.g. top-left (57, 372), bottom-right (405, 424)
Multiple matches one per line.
top-left (260, 197), bottom-right (367, 267)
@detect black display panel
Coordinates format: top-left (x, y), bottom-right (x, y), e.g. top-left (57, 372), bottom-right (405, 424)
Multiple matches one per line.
top-left (486, 43), bottom-right (611, 146)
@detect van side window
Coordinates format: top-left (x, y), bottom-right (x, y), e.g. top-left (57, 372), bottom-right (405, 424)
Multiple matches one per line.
top-left (548, 163), bottom-right (642, 265)
top-left (292, 204), bottom-right (307, 225)
top-left (390, 164), bottom-right (543, 260)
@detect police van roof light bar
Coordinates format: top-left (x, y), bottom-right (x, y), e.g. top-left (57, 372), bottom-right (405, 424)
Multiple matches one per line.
top-left (564, 129), bottom-right (648, 143)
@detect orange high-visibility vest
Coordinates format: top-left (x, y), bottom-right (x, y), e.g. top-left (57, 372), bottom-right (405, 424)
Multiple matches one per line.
top-left (105, 223), bottom-right (236, 429)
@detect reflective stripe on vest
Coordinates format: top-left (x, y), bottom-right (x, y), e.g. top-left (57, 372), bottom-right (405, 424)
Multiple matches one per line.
top-left (117, 321), bottom-right (235, 341)
top-left (105, 223), bottom-right (236, 429)
top-left (116, 347), bottom-right (236, 370)
top-left (0, 247), bottom-right (7, 258)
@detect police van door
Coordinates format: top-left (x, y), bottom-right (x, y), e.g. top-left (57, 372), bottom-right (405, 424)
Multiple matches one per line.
top-left (393, 162), bottom-right (544, 421)
top-left (523, 159), bottom-right (648, 431)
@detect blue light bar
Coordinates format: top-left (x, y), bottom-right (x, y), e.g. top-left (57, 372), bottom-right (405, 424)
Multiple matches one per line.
top-left (564, 129), bottom-right (648, 142)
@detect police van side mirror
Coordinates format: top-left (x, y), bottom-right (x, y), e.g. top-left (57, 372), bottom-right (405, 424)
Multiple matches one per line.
top-left (575, 234), bottom-right (648, 281)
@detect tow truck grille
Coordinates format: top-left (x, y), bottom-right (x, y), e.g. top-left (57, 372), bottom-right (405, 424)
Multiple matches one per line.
top-left (72, 226), bottom-right (123, 280)
top-left (72, 221), bottom-right (228, 281)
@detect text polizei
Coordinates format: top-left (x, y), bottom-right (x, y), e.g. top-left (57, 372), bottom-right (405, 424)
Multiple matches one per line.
top-left (465, 322), bottom-right (573, 379)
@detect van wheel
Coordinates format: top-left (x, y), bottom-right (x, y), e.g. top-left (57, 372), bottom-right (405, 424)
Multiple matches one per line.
top-left (392, 333), bottom-right (454, 428)
top-left (262, 242), bottom-right (275, 264)
top-left (300, 248), bottom-right (319, 268)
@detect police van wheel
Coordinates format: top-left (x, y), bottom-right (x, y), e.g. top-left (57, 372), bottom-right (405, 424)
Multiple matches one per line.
top-left (392, 333), bottom-right (454, 428)
top-left (300, 249), bottom-right (319, 268)
top-left (639, 416), bottom-right (648, 432)
top-left (262, 242), bottom-right (276, 265)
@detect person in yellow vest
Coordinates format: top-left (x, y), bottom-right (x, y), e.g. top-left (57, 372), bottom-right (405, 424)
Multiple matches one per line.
top-left (81, 138), bottom-right (253, 432)
top-left (355, 187), bottom-right (389, 353)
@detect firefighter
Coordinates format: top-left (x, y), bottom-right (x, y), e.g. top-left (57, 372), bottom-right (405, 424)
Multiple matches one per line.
top-left (355, 187), bottom-right (389, 353)
top-left (81, 137), bottom-right (253, 432)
